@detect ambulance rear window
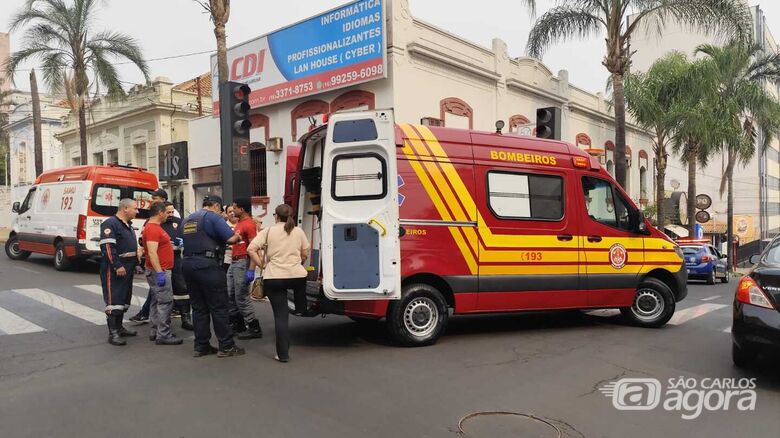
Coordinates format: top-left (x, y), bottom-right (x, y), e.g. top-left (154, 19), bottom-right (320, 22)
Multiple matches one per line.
top-left (487, 171), bottom-right (563, 220)
top-left (332, 119), bottom-right (378, 143)
top-left (91, 184), bottom-right (155, 218)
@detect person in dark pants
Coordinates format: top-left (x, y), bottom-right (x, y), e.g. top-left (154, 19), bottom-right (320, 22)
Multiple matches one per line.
top-left (248, 204), bottom-right (310, 362)
top-left (99, 199), bottom-right (140, 346)
top-left (142, 202), bottom-right (183, 345)
top-left (162, 202), bottom-right (193, 330)
top-left (182, 195), bottom-right (244, 358)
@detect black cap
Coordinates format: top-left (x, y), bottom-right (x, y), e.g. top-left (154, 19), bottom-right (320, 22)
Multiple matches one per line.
top-left (152, 188), bottom-right (169, 200)
top-left (203, 195), bottom-right (223, 206)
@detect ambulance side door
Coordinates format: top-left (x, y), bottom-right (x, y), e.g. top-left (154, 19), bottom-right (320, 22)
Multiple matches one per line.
top-left (475, 164), bottom-right (585, 311)
top-left (320, 110), bottom-right (401, 300)
top-left (579, 175), bottom-right (644, 307)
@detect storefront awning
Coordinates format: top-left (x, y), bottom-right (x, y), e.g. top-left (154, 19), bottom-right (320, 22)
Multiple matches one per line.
top-left (664, 224), bottom-right (689, 238)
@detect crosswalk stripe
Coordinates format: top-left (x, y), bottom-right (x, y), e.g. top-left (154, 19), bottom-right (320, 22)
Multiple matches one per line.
top-left (700, 295), bottom-right (722, 301)
top-left (668, 303), bottom-right (729, 325)
top-left (0, 305), bottom-right (46, 335)
top-left (12, 288), bottom-right (107, 325)
top-left (75, 284), bottom-right (145, 307)
top-left (723, 326), bottom-right (732, 333)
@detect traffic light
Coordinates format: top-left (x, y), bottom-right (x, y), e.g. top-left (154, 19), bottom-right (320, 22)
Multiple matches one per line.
top-left (536, 106), bottom-right (561, 140)
top-left (219, 81), bottom-right (252, 203)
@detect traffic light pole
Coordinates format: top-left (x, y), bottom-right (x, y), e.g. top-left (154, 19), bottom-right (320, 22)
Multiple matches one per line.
top-left (219, 81), bottom-right (252, 205)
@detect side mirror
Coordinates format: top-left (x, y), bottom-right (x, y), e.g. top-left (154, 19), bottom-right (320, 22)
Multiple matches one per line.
top-left (635, 211), bottom-right (649, 235)
top-left (721, 253), bottom-right (728, 259)
top-left (749, 254), bottom-right (761, 265)
top-left (12, 202), bottom-right (20, 214)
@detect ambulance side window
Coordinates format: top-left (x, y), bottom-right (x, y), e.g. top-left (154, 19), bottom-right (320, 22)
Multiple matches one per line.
top-left (582, 177), bottom-right (633, 231)
top-left (19, 188), bottom-right (37, 214)
top-left (487, 171), bottom-right (563, 220)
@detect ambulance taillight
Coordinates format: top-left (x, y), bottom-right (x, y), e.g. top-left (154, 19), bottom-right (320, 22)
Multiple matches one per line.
top-left (77, 214), bottom-right (87, 242)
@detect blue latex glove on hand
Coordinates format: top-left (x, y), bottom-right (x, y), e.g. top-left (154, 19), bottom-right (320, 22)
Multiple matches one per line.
top-left (174, 237), bottom-right (184, 248)
top-left (245, 270), bottom-right (256, 284)
top-left (156, 271), bottom-right (166, 287)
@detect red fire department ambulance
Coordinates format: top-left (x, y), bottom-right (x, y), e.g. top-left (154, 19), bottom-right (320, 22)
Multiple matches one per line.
top-left (291, 110), bottom-right (687, 346)
top-left (5, 164), bottom-right (159, 270)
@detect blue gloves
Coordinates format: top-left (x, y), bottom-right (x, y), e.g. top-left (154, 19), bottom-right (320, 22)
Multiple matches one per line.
top-left (174, 237), bottom-right (184, 248)
top-left (245, 270), bottom-right (256, 284)
top-left (156, 271), bottom-right (166, 287)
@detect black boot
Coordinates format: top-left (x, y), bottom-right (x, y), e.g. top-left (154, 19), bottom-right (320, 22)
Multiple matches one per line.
top-left (230, 314), bottom-right (247, 334)
top-left (118, 313), bottom-right (137, 337)
top-left (179, 300), bottom-right (194, 331)
top-left (107, 315), bottom-right (126, 346)
top-left (238, 319), bottom-right (263, 340)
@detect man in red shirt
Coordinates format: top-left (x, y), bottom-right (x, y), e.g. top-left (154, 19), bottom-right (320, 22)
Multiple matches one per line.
top-left (227, 197), bottom-right (262, 339)
top-left (143, 202), bottom-right (183, 345)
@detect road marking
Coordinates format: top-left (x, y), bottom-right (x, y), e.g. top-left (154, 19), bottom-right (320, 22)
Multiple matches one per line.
top-left (668, 303), bottom-right (729, 325)
top-left (15, 266), bottom-right (41, 274)
top-left (0, 305), bottom-right (46, 335)
top-left (700, 295), bottom-right (722, 301)
top-left (723, 326), bottom-right (732, 333)
top-left (75, 284), bottom-right (144, 307)
top-left (585, 309), bottom-right (621, 317)
top-left (12, 288), bottom-right (106, 325)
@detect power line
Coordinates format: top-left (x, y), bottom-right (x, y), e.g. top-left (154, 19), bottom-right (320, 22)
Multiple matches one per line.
top-left (10, 49), bottom-right (215, 73)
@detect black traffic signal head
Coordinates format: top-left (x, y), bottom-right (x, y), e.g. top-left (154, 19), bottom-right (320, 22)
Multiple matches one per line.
top-left (536, 106), bottom-right (561, 140)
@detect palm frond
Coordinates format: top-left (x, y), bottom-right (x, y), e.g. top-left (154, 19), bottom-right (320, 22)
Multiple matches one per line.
top-left (526, 6), bottom-right (604, 58)
top-left (630, 0), bottom-right (752, 44)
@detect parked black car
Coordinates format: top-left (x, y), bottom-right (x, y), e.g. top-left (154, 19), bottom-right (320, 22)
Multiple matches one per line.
top-left (732, 239), bottom-right (780, 367)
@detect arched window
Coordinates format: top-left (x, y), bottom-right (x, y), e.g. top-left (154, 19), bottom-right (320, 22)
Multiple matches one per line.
top-left (291, 99), bottom-right (329, 140)
top-left (576, 133), bottom-right (592, 148)
top-left (249, 113), bottom-right (270, 143)
top-left (330, 90), bottom-right (375, 112)
top-left (606, 160), bottom-right (614, 176)
top-left (440, 97), bottom-right (473, 129)
top-left (640, 166), bottom-right (648, 202)
top-left (18, 142), bottom-right (27, 182)
top-left (249, 142), bottom-right (267, 197)
top-left (508, 114), bottom-right (531, 134)
top-left (605, 140), bottom-right (615, 151)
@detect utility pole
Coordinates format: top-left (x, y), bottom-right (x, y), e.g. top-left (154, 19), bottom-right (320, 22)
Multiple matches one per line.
top-left (195, 75), bottom-right (203, 116)
top-left (30, 69), bottom-right (43, 176)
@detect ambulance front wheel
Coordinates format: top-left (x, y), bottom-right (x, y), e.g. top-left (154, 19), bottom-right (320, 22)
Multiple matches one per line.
top-left (5, 234), bottom-right (31, 260)
top-left (620, 278), bottom-right (676, 328)
top-left (387, 283), bottom-right (449, 347)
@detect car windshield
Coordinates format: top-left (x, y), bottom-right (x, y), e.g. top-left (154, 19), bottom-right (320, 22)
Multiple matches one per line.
top-left (763, 240), bottom-right (780, 264)
top-left (681, 246), bottom-right (701, 255)
top-left (91, 184), bottom-right (154, 219)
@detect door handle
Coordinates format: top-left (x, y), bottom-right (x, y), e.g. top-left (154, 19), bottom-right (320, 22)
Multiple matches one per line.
top-left (556, 234), bottom-right (573, 241)
top-left (587, 235), bottom-right (602, 243)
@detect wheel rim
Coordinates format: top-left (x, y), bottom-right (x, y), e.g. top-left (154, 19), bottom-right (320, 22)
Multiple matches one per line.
top-left (55, 248), bottom-right (63, 265)
top-left (403, 297), bottom-right (439, 338)
top-left (631, 288), bottom-right (665, 322)
top-left (9, 239), bottom-right (22, 257)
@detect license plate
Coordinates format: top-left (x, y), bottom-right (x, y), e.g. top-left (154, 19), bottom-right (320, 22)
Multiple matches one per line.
top-left (688, 257), bottom-right (696, 263)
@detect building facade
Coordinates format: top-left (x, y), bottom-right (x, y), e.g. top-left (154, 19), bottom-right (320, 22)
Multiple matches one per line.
top-left (187, 0), bottom-right (656, 224)
top-left (6, 91), bottom-right (70, 203)
top-left (56, 76), bottom-right (212, 215)
top-left (630, 3), bottom-right (780, 245)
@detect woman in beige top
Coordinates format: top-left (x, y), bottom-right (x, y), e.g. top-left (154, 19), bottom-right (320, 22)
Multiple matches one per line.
top-left (248, 204), bottom-right (309, 362)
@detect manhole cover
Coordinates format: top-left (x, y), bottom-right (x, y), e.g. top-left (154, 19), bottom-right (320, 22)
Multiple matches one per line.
top-left (458, 412), bottom-right (561, 438)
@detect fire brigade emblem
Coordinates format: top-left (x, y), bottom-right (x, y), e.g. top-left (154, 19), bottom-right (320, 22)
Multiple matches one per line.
top-left (608, 243), bottom-right (628, 269)
top-left (172, 223), bottom-right (178, 229)
top-left (104, 228), bottom-right (112, 236)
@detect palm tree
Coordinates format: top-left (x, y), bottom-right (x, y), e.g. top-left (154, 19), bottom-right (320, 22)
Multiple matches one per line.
top-left (524, 0), bottom-right (752, 189)
top-left (197, 0), bottom-right (230, 85)
top-left (697, 42), bottom-right (780, 269)
top-left (5, 0), bottom-right (149, 165)
top-left (671, 60), bottom-right (723, 236)
top-left (624, 52), bottom-right (692, 227)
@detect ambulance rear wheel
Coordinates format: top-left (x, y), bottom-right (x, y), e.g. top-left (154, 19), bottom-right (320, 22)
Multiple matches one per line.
top-left (53, 242), bottom-right (73, 271)
top-left (5, 235), bottom-right (31, 260)
top-left (620, 278), bottom-right (675, 328)
top-left (387, 283), bottom-right (448, 347)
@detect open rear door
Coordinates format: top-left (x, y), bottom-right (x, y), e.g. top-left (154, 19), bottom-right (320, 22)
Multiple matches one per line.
top-left (321, 110), bottom-right (401, 300)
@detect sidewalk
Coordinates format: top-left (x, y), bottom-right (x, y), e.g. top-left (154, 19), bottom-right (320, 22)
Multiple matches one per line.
top-left (0, 227), bottom-right (9, 244)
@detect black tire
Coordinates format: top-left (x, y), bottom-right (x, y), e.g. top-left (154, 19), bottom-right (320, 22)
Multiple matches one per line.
top-left (386, 283), bottom-right (448, 347)
top-left (53, 241), bottom-right (72, 271)
top-left (732, 341), bottom-right (759, 368)
top-left (706, 268), bottom-right (716, 285)
top-left (5, 234), bottom-right (31, 260)
top-left (721, 270), bottom-right (730, 284)
top-left (620, 277), bottom-right (676, 328)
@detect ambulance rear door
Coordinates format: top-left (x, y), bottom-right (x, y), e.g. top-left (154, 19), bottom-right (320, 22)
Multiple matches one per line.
top-left (320, 110), bottom-right (401, 300)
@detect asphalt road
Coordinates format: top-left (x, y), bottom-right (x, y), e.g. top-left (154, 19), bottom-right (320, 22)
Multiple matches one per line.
top-left (0, 253), bottom-right (778, 438)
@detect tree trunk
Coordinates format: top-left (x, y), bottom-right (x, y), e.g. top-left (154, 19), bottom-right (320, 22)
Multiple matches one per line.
top-left (214, 23), bottom-right (229, 84)
top-left (655, 144), bottom-right (666, 228)
top-left (78, 102), bottom-right (88, 165)
top-left (612, 72), bottom-right (628, 189)
top-left (687, 149), bottom-right (697, 237)
top-left (726, 147), bottom-right (735, 271)
top-left (30, 70), bottom-right (43, 176)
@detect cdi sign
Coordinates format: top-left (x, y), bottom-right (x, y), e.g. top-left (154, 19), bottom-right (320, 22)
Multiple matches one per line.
top-left (158, 141), bottom-right (189, 181)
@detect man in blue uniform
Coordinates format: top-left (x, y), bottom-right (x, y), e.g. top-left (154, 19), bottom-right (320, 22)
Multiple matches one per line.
top-left (182, 195), bottom-right (244, 358)
top-left (100, 198), bottom-right (140, 346)
top-left (162, 201), bottom-right (194, 330)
